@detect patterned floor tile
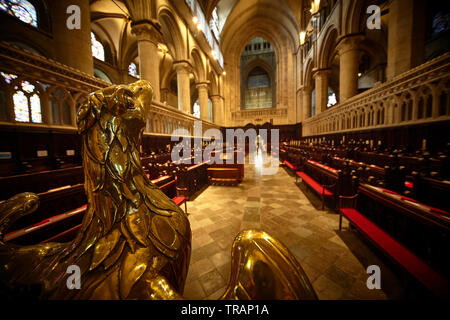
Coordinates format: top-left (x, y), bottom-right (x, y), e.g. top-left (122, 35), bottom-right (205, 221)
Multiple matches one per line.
top-left (182, 155), bottom-right (406, 300)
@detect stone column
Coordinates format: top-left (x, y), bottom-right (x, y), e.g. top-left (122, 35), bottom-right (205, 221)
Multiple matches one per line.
top-left (131, 21), bottom-right (162, 101)
top-left (337, 35), bottom-right (364, 102)
top-left (173, 61), bottom-right (191, 114)
top-left (196, 82), bottom-right (210, 121)
top-left (386, 0), bottom-right (425, 80)
top-left (313, 68), bottom-right (330, 114)
top-left (51, 0), bottom-right (93, 75)
top-left (302, 86), bottom-right (312, 120)
top-left (211, 95), bottom-right (223, 125)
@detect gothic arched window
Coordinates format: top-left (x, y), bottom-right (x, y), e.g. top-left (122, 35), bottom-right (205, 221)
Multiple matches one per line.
top-left (193, 101), bottom-right (200, 118)
top-left (91, 32), bottom-right (105, 61)
top-left (128, 62), bottom-right (139, 78)
top-left (13, 80), bottom-right (42, 123)
top-left (0, 0), bottom-right (38, 27)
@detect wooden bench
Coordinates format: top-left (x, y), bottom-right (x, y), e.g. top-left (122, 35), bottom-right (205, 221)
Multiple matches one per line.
top-left (207, 167), bottom-right (241, 186)
top-left (0, 166), bottom-right (84, 200)
top-left (283, 160), bottom-right (298, 172)
top-left (412, 173), bottom-right (450, 212)
top-left (4, 175), bottom-right (190, 245)
top-left (296, 171), bottom-right (334, 210)
top-left (296, 160), bottom-right (338, 209)
top-left (338, 184), bottom-right (450, 297)
top-left (7, 183), bottom-right (86, 231)
top-left (4, 204), bottom-right (87, 245)
top-left (159, 178), bottom-right (187, 213)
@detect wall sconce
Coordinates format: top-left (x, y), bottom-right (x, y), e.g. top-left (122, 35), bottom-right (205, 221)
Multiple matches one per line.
top-left (311, 0), bottom-right (320, 15)
top-left (299, 31), bottom-right (306, 45)
top-left (193, 16), bottom-right (198, 24)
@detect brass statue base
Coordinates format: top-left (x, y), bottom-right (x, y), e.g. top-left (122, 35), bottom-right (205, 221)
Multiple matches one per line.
top-left (0, 81), bottom-right (317, 300)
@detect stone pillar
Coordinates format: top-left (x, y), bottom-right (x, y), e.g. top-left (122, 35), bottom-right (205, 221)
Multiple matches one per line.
top-left (302, 86), bottom-right (312, 120)
top-left (51, 0), bottom-right (93, 75)
top-left (386, 0), bottom-right (425, 80)
top-left (211, 95), bottom-right (223, 125)
top-left (337, 35), bottom-right (364, 102)
top-left (174, 62), bottom-right (191, 114)
top-left (131, 21), bottom-right (162, 101)
top-left (313, 68), bottom-right (330, 114)
top-left (196, 82), bottom-right (210, 121)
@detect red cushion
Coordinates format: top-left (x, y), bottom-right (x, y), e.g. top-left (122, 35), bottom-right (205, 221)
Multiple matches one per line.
top-left (296, 172), bottom-right (333, 196)
top-left (405, 181), bottom-right (413, 189)
top-left (340, 208), bottom-right (449, 296)
top-left (172, 196), bottom-right (186, 206)
top-left (283, 160), bottom-right (298, 170)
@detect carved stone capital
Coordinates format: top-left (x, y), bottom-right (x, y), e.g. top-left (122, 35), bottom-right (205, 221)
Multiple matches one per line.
top-left (312, 68), bottom-right (331, 79)
top-left (131, 21), bottom-right (162, 44)
top-left (210, 94), bottom-right (223, 102)
top-left (196, 82), bottom-right (210, 90)
top-left (173, 61), bottom-right (192, 74)
top-left (336, 34), bottom-right (364, 55)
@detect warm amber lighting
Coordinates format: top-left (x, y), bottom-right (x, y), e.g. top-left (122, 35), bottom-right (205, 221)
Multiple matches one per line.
top-left (192, 16), bottom-right (198, 24)
top-left (311, 0), bottom-right (320, 14)
top-left (196, 24), bottom-right (202, 31)
top-left (222, 71), bottom-right (226, 76)
top-left (299, 31), bottom-right (306, 45)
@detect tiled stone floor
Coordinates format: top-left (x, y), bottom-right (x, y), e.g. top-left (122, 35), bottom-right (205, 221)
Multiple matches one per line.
top-left (182, 153), bottom-right (408, 300)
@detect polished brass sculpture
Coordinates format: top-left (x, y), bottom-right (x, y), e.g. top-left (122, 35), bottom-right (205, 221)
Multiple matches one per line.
top-left (0, 80), bottom-right (316, 300)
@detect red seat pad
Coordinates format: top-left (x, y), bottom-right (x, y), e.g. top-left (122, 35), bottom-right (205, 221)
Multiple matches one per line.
top-left (340, 208), bottom-right (450, 296)
top-left (405, 181), bottom-right (413, 189)
top-left (172, 196), bottom-right (186, 206)
top-left (283, 160), bottom-right (297, 170)
top-left (296, 172), bottom-right (334, 196)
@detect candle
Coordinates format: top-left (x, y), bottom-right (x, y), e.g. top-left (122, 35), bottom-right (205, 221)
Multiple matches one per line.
top-left (422, 139), bottom-right (426, 150)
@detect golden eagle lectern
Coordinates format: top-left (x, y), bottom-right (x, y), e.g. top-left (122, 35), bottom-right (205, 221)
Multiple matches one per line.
top-left (0, 81), bottom-right (317, 300)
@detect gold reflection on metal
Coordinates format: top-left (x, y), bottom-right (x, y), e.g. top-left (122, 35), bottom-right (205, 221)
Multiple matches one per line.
top-left (0, 81), bottom-right (191, 299)
top-left (0, 81), bottom-right (316, 300)
top-left (221, 230), bottom-right (317, 300)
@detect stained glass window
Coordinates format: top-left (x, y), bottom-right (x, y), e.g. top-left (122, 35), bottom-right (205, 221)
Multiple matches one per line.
top-left (30, 94), bottom-right (41, 122)
top-left (327, 93), bottom-right (337, 107)
top-left (1, 71), bottom-right (18, 84)
top-left (13, 80), bottom-right (42, 123)
top-left (0, 0), bottom-right (38, 27)
top-left (193, 101), bottom-right (200, 118)
top-left (128, 62), bottom-right (139, 78)
top-left (13, 90), bottom-right (29, 122)
top-left (91, 32), bottom-right (105, 61)
top-left (21, 80), bottom-right (34, 93)
top-left (327, 88), bottom-right (337, 108)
